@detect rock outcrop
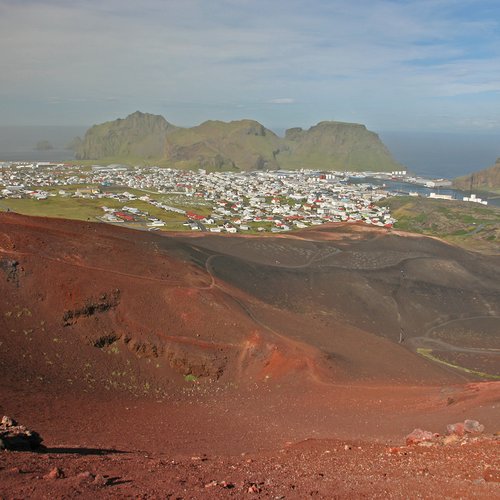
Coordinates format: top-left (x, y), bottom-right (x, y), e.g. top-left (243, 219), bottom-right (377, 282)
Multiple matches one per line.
top-left (0, 416), bottom-right (44, 451)
top-left (405, 419), bottom-right (486, 447)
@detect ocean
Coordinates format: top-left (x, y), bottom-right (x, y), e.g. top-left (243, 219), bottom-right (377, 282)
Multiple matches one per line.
top-left (0, 126), bottom-right (85, 163)
top-left (379, 131), bottom-right (499, 179)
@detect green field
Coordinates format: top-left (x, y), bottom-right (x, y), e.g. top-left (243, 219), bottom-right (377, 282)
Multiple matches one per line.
top-left (0, 196), bottom-right (198, 232)
top-left (0, 192), bottom-right (286, 234)
top-left (0, 196), bottom-right (111, 221)
top-left (0, 185), bottom-right (213, 231)
top-left (0, 185), bottom-right (197, 222)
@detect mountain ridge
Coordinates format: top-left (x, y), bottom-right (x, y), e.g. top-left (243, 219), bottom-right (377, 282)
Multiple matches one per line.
top-left (76, 111), bottom-right (402, 172)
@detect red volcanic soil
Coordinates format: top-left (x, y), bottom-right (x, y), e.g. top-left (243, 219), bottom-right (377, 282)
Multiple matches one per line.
top-left (1, 212), bottom-right (499, 498)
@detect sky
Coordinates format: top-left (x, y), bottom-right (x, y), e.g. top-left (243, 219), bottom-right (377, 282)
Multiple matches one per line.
top-left (1, 0), bottom-right (500, 133)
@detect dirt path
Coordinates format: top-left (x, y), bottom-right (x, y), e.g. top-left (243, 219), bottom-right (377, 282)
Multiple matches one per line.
top-left (409, 336), bottom-right (500, 355)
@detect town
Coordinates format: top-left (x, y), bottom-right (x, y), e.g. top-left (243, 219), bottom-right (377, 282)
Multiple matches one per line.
top-left (1, 161), bottom-right (401, 232)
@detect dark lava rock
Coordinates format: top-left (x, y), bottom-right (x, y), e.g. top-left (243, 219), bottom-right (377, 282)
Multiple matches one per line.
top-left (0, 415), bottom-right (44, 451)
top-left (0, 259), bottom-right (20, 286)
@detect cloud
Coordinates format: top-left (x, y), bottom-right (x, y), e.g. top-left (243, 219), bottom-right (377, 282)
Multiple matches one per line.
top-left (267, 98), bottom-right (296, 105)
top-left (47, 96), bottom-right (120, 105)
top-left (0, 0), bottom-right (499, 130)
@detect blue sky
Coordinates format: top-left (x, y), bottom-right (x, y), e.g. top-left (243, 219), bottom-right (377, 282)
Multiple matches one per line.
top-left (1, 0), bottom-right (500, 133)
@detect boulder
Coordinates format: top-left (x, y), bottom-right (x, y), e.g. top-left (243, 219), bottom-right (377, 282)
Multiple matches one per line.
top-left (463, 419), bottom-right (484, 434)
top-left (405, 428), bottom-right (439, 446)
top-left (447, 419), bottom-right (484, 436)
top-left (0, 415), bottom-right (44, 451)
top-left (446, 422), bottom-right (465, 436)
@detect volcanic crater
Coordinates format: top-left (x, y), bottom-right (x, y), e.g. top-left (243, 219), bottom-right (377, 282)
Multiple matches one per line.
top-left (1, 212), bottom-right (499, 497)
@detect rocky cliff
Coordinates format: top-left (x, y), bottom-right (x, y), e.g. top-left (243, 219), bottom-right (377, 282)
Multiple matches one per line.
top-left (76, 111), bottom-right (177, 161)
top-left (453, 158), bottom-right (500, 192)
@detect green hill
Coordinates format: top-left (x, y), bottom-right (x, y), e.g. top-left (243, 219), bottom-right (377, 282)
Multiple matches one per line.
top-left (278, 121), bottom-right (400, 171)
top-left (164, 119), bottom-right (282, 170)
top-left (76, 111), bottom-right (177, 161)
top-left (76, 112), bottom-right (402, 172)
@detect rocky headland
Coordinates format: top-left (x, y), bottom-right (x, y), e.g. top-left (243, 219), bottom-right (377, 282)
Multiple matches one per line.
top-left (453, 157), bottom-right (500, 192)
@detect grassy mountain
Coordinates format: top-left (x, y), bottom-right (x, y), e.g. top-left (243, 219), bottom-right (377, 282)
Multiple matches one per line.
top-left (76, 112), bottom-right (401, 171)
top-left (453, 158), bottom-right (500, 193)
top-left (278, 121), bottom-right (400, 171)
top-left (76, 111), bottom-right (177, 161)
top-left (164, 119), bottom-right (282, 170)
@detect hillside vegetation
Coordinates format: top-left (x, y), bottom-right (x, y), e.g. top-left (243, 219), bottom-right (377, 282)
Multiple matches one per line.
top-left (76, 112), bottom-right (401, 172)
top-left (381, 196), bottom-right (500, 254)
top-left (76, 111), bottom-right (177, 161)
top-left (164, 119), bottom-right (282, 171)
top-left (279, 121), bottom-right (397, 171)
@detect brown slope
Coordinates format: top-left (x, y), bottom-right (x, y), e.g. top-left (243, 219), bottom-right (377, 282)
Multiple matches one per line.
top-left (1, 213), bottom-right (500, 498)
top-left (177, 224), bottom-right (500, 378)
top-left (0, 212), bottom-right (333, 397)
top-left (2, 212), bottom-right (499, 399)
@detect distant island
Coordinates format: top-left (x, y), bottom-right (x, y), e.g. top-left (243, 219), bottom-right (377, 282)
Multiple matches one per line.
top-left (75, 111), bottom-right (402, 172)
top-left (65, 136), bottom-right (83, 152)
top-left (453, 158), bottom-right (500, 193)
top-left (34, 140), bottom-right (54, 151)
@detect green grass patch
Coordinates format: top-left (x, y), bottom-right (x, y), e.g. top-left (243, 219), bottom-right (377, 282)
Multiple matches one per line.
top-left (451, 229), bottom-right (469, 236)
top-left (0, 187), bottom-right (211, 230)
top-left (0, 197), bottom-right (108, 221)
top-left (379, 196), bottom-right (500, 253)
